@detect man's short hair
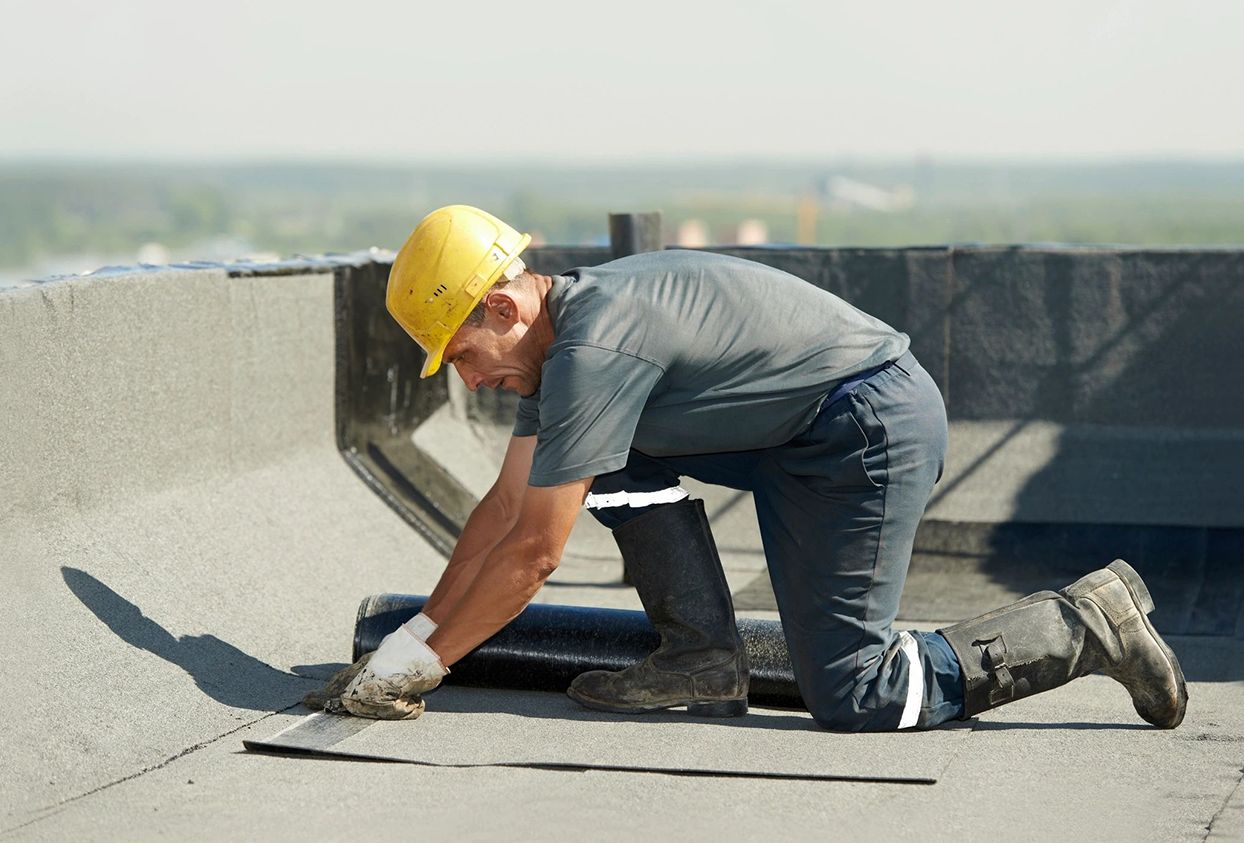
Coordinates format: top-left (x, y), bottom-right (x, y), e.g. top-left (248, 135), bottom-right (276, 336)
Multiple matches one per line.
top-left (462, 258), bottom-right (527, 327)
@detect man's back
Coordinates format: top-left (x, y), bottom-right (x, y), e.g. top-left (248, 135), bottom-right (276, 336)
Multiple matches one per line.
top-left (516, 249), bottom-right (909, 485)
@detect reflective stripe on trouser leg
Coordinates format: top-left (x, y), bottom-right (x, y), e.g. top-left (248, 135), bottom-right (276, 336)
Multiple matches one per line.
top-left (897, 631), bottom-right (924, 729)
top-left (889, 630), bottom-right (964, 729)
top-left (584, 486), bottom-right (689, 530)
top-left (585, 487), bottom-right (689, 510)
top-left (587, 452), bottom-right (690, 530)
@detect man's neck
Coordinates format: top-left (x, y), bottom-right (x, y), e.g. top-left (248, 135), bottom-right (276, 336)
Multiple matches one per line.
top-left (525, 273), bottom-right (557, 359)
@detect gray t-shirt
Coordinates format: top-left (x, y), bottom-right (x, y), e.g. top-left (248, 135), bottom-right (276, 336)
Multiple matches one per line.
top-left (514, 250), bottom-right (909, 486)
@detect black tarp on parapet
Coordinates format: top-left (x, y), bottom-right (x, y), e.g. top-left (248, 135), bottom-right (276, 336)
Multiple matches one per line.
top-left (334, 245), bottom-right (1244, 636)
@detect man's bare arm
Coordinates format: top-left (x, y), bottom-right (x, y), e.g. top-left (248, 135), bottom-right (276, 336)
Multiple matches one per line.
top-left (421, 435), bottom-right (536, 624)
top-left (426, 475), bottom-right (592, 666)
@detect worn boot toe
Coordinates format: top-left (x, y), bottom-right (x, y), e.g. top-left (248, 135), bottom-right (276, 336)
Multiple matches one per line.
top-left (1100, 561), bottom-right (1188, 728)
top-left (567, 657), bottom-right (748, 717)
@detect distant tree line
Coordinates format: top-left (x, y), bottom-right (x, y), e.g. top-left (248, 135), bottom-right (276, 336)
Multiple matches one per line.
top-left (3, 161), bottom-right (1242, 276)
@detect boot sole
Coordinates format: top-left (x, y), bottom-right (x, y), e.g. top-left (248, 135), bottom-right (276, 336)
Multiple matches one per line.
top-left (566, 687), bottom-right (748, 718)
top-left (1107, 559), bottom-right (1189, 728)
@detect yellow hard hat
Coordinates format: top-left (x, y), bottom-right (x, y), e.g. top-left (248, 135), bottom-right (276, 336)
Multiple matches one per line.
top-left (387, 205), bottom-right (531, 378)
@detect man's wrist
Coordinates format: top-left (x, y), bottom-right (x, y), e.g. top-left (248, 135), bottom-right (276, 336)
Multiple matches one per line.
top-left (367, 625), bottom-right (449, 679)
top-left (404, 612), bottom-right (438, 641)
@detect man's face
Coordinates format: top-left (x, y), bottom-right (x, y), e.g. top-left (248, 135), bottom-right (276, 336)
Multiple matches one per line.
top-left (442, 294), bottom-right (542, 397)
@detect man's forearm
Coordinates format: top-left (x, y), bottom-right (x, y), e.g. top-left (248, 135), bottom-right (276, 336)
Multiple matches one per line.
top-left (426, 530), bottom-right (557, 666)
top-left (422, 493), bottom-right (517, 622)
top-left (424, 477), bottom-right (589, 669)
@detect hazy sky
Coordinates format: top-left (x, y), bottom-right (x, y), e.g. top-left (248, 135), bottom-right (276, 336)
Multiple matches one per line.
top-left (3, 0), bottom-right (1241, 162)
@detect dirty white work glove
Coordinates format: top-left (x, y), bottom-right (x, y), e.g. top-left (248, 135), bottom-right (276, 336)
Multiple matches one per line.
top-left (404, 612), bottom-right (438, 641)
top-left (341, 616), bottom-right (449, 719)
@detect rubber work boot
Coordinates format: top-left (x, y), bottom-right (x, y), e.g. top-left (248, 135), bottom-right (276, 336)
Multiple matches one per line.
top-left (567, 499), bottom-right (750, 717)
top-left (939, 559), bottom-right (1187, 728)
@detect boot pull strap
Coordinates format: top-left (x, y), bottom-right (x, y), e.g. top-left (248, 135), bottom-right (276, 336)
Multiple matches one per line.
top-left (981, 637), bottom-right (1015, 705)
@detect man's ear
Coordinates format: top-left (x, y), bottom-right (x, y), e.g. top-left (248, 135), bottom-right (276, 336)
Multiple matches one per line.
top-left (486, 289), bottom-right (519, 324)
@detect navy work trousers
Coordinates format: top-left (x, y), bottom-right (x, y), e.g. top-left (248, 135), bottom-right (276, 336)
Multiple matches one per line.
top-left (586, 351), bottom-right (965, 731)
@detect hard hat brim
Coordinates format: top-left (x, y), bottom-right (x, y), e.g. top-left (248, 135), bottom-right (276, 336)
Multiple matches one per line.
top-left (419, 346), bottom-right (444, 379)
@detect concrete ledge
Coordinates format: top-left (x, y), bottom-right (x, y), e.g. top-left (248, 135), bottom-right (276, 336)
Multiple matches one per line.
top-left (0, 262), bottom-right (444, 820)
top-left (929, 420), bottom-right (1244, 527)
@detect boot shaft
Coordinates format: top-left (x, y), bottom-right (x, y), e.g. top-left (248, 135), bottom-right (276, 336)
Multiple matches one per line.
top-left (939, 591), bottom-right (1099, 713)
top-left (567, 499), bottom-right (750, 716)
top-left (939, 560), bottom-right (1186, 728)
top-left (612, 499), bottom-right (747, 673)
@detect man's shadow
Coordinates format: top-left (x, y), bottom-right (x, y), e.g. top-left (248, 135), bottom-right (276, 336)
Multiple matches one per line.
top-left (62, 566), bottom-right (335, 711)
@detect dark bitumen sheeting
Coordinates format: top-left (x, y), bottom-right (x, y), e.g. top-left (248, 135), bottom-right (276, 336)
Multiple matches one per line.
top-left (354, 594), bottom-right (801, 709)
top-left (243, 692), bottom-right (967, 784)
top-left (332, 257), bottom-right (474, 558)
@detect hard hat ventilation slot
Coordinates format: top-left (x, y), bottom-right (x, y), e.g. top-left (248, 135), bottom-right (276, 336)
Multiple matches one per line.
top-left (423, 283), bottom-right (450, 306)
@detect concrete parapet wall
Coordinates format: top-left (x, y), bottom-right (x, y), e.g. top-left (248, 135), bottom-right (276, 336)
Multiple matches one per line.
top-left (0, 262), bottom-right (442, 820)
top-left (2, 268), bottom-right (333, 517)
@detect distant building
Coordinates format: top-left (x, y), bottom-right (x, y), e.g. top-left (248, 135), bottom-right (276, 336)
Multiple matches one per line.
top-left (676, 219), bottom-right (710, 248)
top-left (735, 219), bottom-right (768, 245)
top-left (824, 175), bottom-right (915, 213)
top-left (136, 242), bottom-right (170, 265)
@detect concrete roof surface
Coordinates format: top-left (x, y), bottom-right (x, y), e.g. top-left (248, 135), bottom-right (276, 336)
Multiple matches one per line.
top-left (4, 265), bottom-right (1242, 842)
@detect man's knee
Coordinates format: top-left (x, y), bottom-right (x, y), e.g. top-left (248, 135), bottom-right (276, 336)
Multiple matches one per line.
top-left (804, 685), bottom-right (868, 732)
top-left (797, 650), bottom-right (907, 733)
top-left (804, 688), bottom-right (898, 733)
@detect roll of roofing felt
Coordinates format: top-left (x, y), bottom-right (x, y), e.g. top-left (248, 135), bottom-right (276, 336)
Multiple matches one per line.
top-left (354, 594), bottom-right (803, 709)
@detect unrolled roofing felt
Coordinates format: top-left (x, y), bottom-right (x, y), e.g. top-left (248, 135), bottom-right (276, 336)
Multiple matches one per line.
top-left (246, 689), bottom-right (972, 783)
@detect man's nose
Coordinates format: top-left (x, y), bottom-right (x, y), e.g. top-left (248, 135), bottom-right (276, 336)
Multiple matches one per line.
top-left (455, 362), bottom-right (483, 392)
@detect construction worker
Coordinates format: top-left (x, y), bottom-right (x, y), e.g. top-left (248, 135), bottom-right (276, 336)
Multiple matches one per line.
top-left (308, 205), bottom-right (1187, 732)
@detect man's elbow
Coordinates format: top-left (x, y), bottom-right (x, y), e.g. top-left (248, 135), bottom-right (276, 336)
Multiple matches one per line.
top-left (509, 531), bottom-right (562, 591)
top-left (493, 530), bottom-right (562, 593)
top-left (529, 550), bottom-right (561, 586)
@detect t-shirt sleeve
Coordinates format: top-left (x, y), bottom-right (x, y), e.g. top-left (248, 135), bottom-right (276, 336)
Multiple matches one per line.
top-left (513, 392), bottom-right (540, 437)
top-left (527, 344), bottom-right (665, 487)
